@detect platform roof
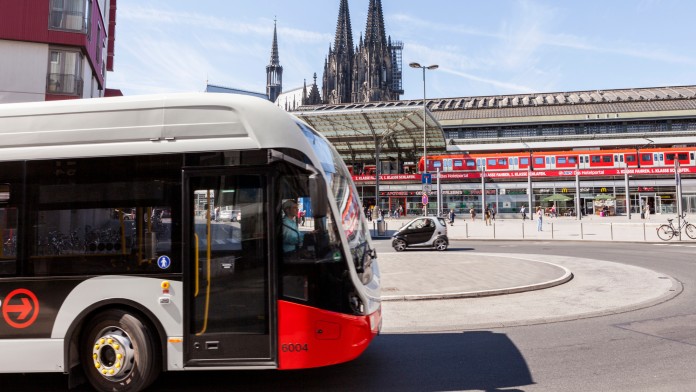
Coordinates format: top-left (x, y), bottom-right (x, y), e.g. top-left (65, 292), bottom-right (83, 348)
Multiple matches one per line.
top-left (293, 106), bottom-right (445, 162)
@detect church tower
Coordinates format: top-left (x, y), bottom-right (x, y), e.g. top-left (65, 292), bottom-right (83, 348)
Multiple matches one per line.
top-left (322, 0), bottom-right (402, 104)
top-left (322, 0), bottom-right (354, 104)
top-left (266, 19), bottom-right (283, 102)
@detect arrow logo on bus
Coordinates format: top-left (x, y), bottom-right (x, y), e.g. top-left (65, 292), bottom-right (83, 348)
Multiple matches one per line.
top-left (2, 288), bottom-right (40, 329)
top-left (5, 297), bottom-right (32, 320)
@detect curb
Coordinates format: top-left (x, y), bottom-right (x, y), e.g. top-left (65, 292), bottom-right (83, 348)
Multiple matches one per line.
top-left (381, 263), bottom-right (574, 301)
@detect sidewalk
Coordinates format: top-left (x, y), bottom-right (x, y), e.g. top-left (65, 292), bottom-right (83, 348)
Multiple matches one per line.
top-left (370, 214), bottom-right (694, 242)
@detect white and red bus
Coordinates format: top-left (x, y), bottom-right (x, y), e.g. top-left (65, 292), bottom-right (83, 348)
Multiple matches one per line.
top-left (0, 93), bottom-right (380, 391)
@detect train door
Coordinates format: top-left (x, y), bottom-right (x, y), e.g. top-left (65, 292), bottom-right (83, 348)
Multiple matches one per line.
top-left (184, 169), bottom-right (274, 367)
top-left (546, 156), bottom-right (556, 169)
top-left (614, 154), bottom-right (624, 167)
top-left (443, 159), bottom-right (453, 172)
top-left (579, 155), bottom-right (589, 169)
top-left (654, 152), bottom-right (664, 166)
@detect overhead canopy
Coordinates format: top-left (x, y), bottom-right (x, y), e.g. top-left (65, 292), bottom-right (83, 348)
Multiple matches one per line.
top-left (542, 194), bottom-right (572, 202)
top-left (293, 106), bottom-right (445, 163)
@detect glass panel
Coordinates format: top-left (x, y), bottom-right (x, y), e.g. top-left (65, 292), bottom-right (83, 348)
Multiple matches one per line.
top-left (49, 0), bottom-right (87, 32)
top-left (27, 156), bottom-right (181, 276)
top-left (191, 175), bottom-right (268, 335)
top-left (48, 50), bottom-right (83, 95)
top-left (0, 205), bottom-right (18, 276)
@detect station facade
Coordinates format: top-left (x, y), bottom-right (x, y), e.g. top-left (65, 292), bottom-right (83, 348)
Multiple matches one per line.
top-left (294, 85), bottom-right (696, 218)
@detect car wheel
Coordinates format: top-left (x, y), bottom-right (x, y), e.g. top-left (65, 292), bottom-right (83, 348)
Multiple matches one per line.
top-left (434, 238), bottom-right (448, 251)
top-left (393, 239), bottom-right (407, 252)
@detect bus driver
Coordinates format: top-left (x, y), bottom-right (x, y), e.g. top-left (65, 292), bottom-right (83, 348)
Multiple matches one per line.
top-left (282, 200), bottom-right (304, 254)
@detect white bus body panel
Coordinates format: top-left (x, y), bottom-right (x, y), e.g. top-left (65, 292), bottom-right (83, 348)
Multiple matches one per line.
top-left (51, 276), bottom-right (185, 371)
top-left (0, 339), bottom-right (64, 372)
top-left (0, 93), bottom-right (306, 162)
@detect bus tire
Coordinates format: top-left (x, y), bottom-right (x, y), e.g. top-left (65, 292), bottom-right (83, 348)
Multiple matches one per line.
top-left (81, 309), bottom-right (161, 392)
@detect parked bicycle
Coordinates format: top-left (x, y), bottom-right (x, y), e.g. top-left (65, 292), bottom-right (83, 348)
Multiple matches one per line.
top-left (656, 213), bottom-right (696, 240)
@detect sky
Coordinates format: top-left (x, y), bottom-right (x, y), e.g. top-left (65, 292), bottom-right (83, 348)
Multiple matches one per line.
top-left (109, 0), bottom-right (696, 101)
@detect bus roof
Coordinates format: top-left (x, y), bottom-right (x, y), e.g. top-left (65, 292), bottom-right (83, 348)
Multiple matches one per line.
top-left (0, 93), bottom-right (309, 161)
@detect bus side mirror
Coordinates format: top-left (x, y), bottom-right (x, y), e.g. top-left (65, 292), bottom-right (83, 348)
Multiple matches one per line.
top-left (309, 175), bottom-right (328, 217)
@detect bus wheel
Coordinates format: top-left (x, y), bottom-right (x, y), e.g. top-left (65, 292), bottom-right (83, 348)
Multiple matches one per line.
top-left (81, 309), bottom-right (161, 392)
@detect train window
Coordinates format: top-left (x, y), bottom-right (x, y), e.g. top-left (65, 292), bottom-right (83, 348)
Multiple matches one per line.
top-left (659, 154), bottom-right (664, 161)
top-left (678, 153), bottom-right (687, 160)
top-left (534, 157), bottom-right (544, 165)
top-left (558, 157), bottom-right (567, 164)
top-left (453, 160), bottom-right (463, 167)
top-left (569, 157), bottom-right (577, 164)
top-left (520, 157), bottom-right (529, 165)
top-left (551, 157), bottom-right (555, 164)
top-left (642, 154), bottom-right (652, 161)
top-left (602, 156), bottom-right (612, 163)
top-left (626, 155), bottom-right (636, 162)
top-left (487, 159), bottom-right (496, 166)
top-left (666, 153), bottom-right (675, 160)
top-left (591, 156), bottom-right (601, 163)
top-left (511, 157), bottom-right (518, 165)
top-left (498, 158), bottom-right (507, 165)
top-left (691, 153), bottom-right (695, 160)
top-left (466, 160), bottom-right (475, 167)
top-left (433, 161), bottom-right (442, 168)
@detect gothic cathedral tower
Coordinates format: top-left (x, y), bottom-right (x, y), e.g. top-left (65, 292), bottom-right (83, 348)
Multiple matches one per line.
top-left (266, 20), bottom-right (283, 102)
top-left (323, 0), bottom-right (402, 104)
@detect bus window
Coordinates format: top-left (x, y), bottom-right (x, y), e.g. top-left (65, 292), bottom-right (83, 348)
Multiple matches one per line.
top-left (190, 174), bottom-right (268, 335)
top-left (27, 156), bottom-right (180, 276)
top-left (0, 184), bottom-right (18, 276)
top-left (278, 167), bottom-right (354, 314)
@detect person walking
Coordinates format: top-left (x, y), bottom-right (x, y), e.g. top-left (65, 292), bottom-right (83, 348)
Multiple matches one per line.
top-left (520, 205), bottom-right (527, 220)
top-left (484, 206), bottom-right (492, 226)
top-left (536, 206), bottom-right (543, 231)
top-left (469, 207), bottom-right (476, 222)
top-left (448, 208), bottom-right (456, 226)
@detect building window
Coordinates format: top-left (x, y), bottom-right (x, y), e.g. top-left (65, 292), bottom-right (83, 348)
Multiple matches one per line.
top-left (47, 49), bottom-right (84, 95)
top-left (49, 0), bottom-right (91, 34)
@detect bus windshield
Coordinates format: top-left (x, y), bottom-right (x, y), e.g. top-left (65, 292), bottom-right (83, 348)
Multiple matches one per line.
top-left (297, 122), bottom-right (374, 282)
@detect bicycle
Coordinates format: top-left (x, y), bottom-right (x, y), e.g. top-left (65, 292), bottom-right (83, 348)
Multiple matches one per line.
top-left (656, 213), bottom-right (696, 240)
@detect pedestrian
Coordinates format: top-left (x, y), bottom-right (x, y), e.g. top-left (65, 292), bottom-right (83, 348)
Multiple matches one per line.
top-left (551, 203), bottom-right (557, 218)
top-left (469, 207), bottom-right (476, 222)
top-left (640, 205), bottom-right (646, 220)
top-left (484, 206), bottom-right (492, 226)
top-left (536, 206), bottom-right (543, 231)
top-left (520, 205), bottom-right (527, 220)
top-left (448, 208), bottom-right (456, 226)
top-left (491, 206), bottom-right (496, 221)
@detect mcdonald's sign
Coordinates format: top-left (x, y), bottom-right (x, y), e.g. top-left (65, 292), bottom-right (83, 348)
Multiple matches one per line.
top-left (600, 187), bottom-right (608, 193)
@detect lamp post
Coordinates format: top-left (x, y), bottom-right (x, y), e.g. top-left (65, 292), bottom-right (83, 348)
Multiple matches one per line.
top-left (410, 62), bottom-right (438, 216)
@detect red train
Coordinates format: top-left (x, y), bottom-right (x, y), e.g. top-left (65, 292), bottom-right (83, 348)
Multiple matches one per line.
top-left (418, 147), bottom-right (696, 172)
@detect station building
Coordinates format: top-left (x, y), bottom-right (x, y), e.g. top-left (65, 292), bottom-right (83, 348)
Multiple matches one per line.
top-left (293, 85), bottom-right (696, 218)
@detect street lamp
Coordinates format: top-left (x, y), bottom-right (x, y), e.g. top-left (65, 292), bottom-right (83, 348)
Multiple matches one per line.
top-left (409, 62), bottom-right (438, 216)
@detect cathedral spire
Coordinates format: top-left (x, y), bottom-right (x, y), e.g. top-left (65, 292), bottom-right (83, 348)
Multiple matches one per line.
top-left (269, 18), bottom-right (280, 65)
top-left (266, 18), bottom-right (283, 102)
top-left (333, 0), bottom-right (354, 55)
top-left (364, 0), bottom-right (387, 49)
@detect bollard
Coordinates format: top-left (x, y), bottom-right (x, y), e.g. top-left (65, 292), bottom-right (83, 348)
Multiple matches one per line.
top-left (493, 222), bottom-right (496, 239)
top-left (522, 221), bottom-right (525, 239)
top-left (551, 222), bottom-right (554, 239)
top-left (580, 222), bottom-right (584, 240)
top-left (643, 222), bottom-right (646, 241)
top-left (465, 222), bottom-right (469, 238)
top-left (610, 222), bottom-right (613, 241)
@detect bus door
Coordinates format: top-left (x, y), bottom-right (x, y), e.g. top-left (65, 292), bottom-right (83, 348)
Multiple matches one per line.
top-left (183, 169), bottom-right (274, 366)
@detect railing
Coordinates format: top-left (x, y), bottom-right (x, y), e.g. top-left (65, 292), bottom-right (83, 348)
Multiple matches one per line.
top-left (47, 73), bottom-right (84, 95)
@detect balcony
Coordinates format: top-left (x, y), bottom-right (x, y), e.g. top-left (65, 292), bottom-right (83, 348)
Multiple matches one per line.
top-left (47, 73), bottom-right (84, 95)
